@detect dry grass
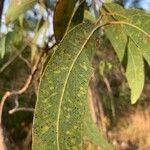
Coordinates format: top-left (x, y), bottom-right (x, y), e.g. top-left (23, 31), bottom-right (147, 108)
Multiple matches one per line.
top-left (110, 106), bottom-right (150, 150)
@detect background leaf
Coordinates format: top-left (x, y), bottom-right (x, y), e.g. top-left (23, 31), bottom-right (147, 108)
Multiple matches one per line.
top-left (31, 21), bottom-right (49, 61)
top-left (53, 0), bottom-right (77, 42)
top-left (6, 0), bottom-right (36, 24)
top-left (0, 35), bottom-right (6, 59)
top-left (67, 0), bottom-right (85, 31)
top-left (53, 0), bottom-right (84, 43)
top-left (102, 3), bottom-right (150, 103)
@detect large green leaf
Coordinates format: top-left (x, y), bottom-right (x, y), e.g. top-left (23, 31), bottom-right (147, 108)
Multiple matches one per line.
top-left (6, 0), bottom-right (36, 24)
top-left (102, 3), bottom-right (150, 103)
top-left (32, 22), bottom-right (102, 149)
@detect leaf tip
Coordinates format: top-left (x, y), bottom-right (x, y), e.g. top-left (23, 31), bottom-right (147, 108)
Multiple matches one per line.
top-left (131, 94), bottom-right (139, 104)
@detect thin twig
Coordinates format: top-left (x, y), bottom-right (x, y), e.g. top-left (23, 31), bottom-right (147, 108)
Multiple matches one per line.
top-left (89, 72), bottom-right (107, 136)
top-left (102, 75), bottom-right (116, 120)
top-left (8, 95), bottom-right (34, 114)
top-left (23, 128), bottom-right (32, 149)
top-left (0, 45), bottom-right (27, 74)
top-left (0, 50), bottom-right (45, 125)
top-left (13, 96), bottom-right (19, 108)
top-left (19, 54), bottom-right (31, 69)
top-left (88, 85), bottom-right (97, 123)
top-left (9, 107), bottom-right (34, 114)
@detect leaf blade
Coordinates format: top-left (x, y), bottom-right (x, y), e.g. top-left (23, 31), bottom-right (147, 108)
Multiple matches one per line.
top-left (32, 21), bottom-right (100, 149)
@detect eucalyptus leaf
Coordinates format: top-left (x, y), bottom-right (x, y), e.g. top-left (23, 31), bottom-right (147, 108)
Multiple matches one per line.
top-left (53, 0), bottom-right (85, 43)
top-left (67, 0), bottom-right (85, 31)
top-left (126, 39), bottom-right (144, 104)
top-left (32, 21), bottom-right (101, 149)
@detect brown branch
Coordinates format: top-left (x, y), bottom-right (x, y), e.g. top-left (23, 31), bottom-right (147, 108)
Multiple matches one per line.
top-left (0, 50), bottom-right (45, 125)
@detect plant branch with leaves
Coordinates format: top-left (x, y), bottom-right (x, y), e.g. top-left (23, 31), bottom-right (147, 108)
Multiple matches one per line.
top-left (0, 0), bottom-right (149, 149)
